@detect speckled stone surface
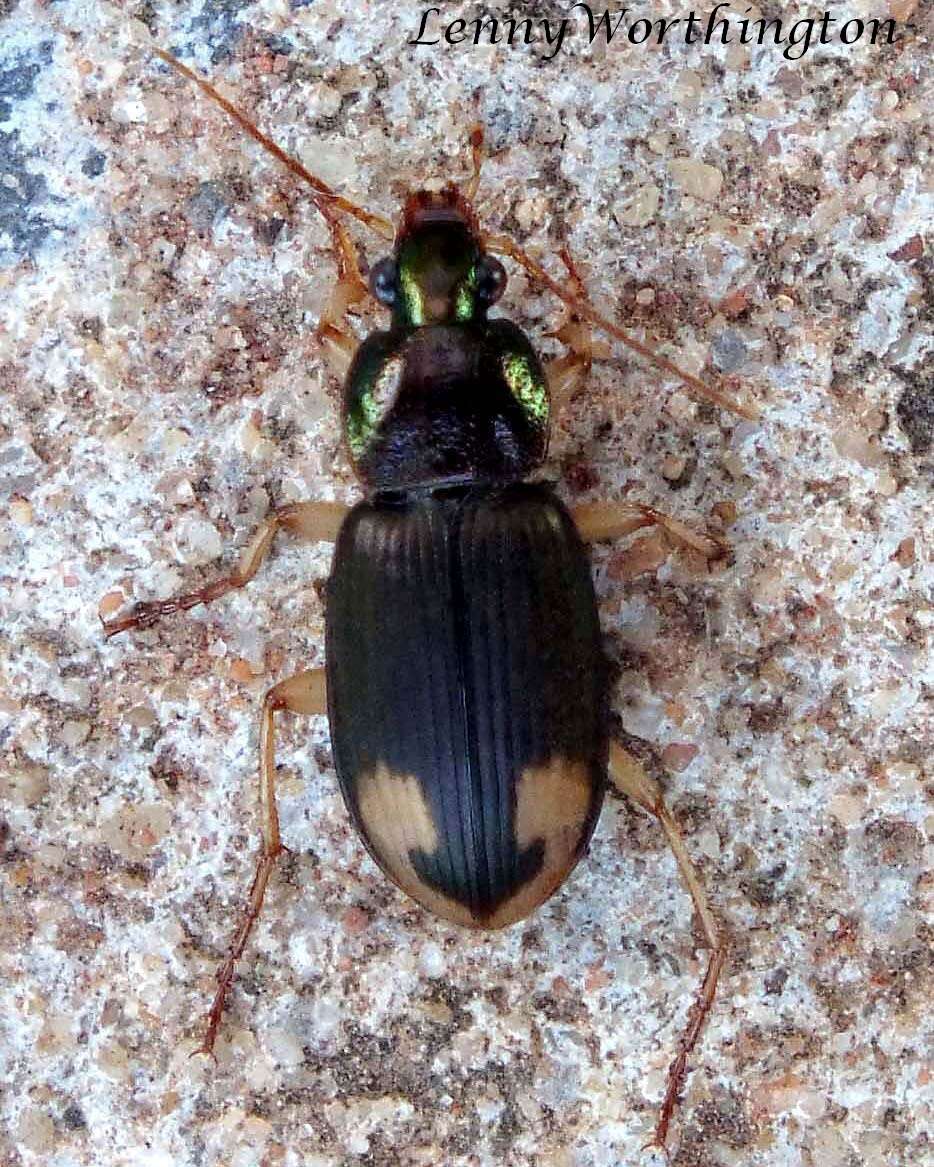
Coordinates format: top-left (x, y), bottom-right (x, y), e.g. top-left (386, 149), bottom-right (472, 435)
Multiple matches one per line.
top-left (1, 3), bottom-right (931, 1166)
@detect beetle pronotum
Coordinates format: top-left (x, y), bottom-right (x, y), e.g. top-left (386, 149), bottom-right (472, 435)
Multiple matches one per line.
top-left (104, 37), bottom-right (754, 1155)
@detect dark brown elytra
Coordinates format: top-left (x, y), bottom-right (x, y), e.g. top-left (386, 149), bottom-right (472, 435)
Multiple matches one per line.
top-left (101, 37), bottom-right (754, 1158)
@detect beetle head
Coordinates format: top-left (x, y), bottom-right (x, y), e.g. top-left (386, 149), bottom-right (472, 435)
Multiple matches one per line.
top-left (369, 186), bottom-right (507, 327)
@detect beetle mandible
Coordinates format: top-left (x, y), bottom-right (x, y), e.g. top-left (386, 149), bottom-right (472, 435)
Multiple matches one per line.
top-left (104, 43), bottom-right (757, 1154)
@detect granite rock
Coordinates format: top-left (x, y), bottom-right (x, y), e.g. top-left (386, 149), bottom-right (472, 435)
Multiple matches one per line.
top-left (1, 4), bottom-right (931, 1166)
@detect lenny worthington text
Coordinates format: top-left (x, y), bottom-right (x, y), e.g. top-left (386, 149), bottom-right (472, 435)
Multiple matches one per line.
top-left (409, 5), bottom-right (900, 62)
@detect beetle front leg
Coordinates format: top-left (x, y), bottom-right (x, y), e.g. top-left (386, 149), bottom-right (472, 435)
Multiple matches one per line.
top-left (544, 246), bottom-right (612, 412)
top-left (608, 741), bottom-right (728, 1153)
top-left (195, 666), bottom-right (327, 1058)
top-left (317, 320), bottom-right (359, 381)
top-left (313, 209), bottom-right (366, 380)
top-left (102, 501), bottom-right (348, 637)
top-left (571, 500), bottom-right (726, 561)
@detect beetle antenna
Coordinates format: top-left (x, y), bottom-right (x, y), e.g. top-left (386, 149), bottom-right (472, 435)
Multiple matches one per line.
top-left (486, 233), bottom-right (760, 420)
top-left (149, 45), bottom-right (394, 241)
top-left (462, 124), bottom-right (484, 202)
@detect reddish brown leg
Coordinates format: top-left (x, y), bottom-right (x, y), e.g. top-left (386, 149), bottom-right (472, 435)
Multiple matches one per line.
top-left (316, 320), bottom-right (359, 380)
top-left (608, 742), bottom-right (728, 1153)
top-left (571, 500), bottom-right (726, 561)
top-left (313, 212), bottom-right (367, 378)
top-left (544, 246), bottom-right (614, 410)
top-left (309, 195), bottom-right (370, 376)
top-left (316, 209), bottom-right (369, 328)
top-left (195, 667), bottom-right (328, 1057)
top-left (102, 501), bottom-right (348, 637)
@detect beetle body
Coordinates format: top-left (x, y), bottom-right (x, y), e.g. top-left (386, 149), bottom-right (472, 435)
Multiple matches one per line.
top-left (327, 483), bottom-right (607, 928)
top-left (326, 188), bottom-right (608, 927)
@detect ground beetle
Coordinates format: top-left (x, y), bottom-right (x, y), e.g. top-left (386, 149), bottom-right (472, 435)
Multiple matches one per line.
top-left (104, 43), bottom-right (759, 1154)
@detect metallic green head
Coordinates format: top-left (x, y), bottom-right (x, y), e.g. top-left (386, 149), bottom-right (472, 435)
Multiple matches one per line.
top-left (369, 186), bottom-right (507, 327)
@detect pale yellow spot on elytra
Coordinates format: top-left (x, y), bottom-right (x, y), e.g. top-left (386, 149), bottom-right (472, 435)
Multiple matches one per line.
top-left (357, 764), bottom-right (439, 856)
top-left (355, 758), bottom-right (597, 931)
top-left (515, 756), bottom-right (592, 847)
top-left (356, 764), bottom-right (475, 927)
top-left (484, 756), bottom-right (593, 929)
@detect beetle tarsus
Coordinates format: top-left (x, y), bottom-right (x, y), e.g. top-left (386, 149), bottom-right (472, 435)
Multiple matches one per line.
top-left (189, 1040), bottom-right (219, 1065)
top-left (196, 845), bottom-right (283, 1057)
top-left (101, 584), bottom-right (233, 638)
top-left (653, 939), bottom-right (729, 1149)
top-left (639, 1136), bottom-right (673, 1165)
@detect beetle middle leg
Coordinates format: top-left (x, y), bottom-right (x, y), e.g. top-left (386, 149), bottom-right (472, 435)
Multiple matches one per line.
top-left (608, 741), bottom-right (728, 1151)
top-left (196, 666), bottom-right (327, 1057)
top-left (102, 500), bottom-right (347, 637)
top-left (571, 500), bottom-right (726, 561)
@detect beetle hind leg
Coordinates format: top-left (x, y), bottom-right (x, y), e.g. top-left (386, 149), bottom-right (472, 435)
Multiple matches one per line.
top-left (194, 667), bottom-right (328, 1058)
top-left (608, 741), bottom-right (728, 1152)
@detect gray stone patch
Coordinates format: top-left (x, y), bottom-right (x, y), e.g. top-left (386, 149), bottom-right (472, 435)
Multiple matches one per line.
top-left (0, 440), bottom-right (43, 500)
top-left (185, 178), bottom-right (237, 235)
top-left (0, 39), bottom-right (51, 121)
top-left (81, 149), bottom-right (106, 178)
top-left (0, 41), bottom-right (54, 262)
top-left (896, 368), bottom-right (934, 456)
top-left (0, 129), bottom-right (51, 262)
top-left (712, 328), bottom-right (748, 373)
top-left (186, 0), bottom-right (250, 64)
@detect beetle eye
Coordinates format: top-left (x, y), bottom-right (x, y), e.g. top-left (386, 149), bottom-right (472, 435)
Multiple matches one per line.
top-left (370, 257), bottom-right (398, 306)
top-left (477, 256), bottom-right (507, 305)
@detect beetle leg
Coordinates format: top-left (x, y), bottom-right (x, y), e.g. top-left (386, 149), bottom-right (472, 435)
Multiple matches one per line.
top-left (544, 248), bottom-right (597, 411)
top-left (571, 501), bottom-right (726, 561)
top-left (309, 206), bottom-right (366, 380)
top-left (543, 247), bottom-right (615, 411)
top-left (102, 501), bottom-right (348, 637)
top-left (607, 741), bottom-right (728, 1152)
top-left (195, 667), bottom-right (328, 1058)
top-left (545, 350), bottom-right (587, 411)
top-left (317, 320), bottom-right (359, 381)
top-left (318, 211), bottom-right (369, 328)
